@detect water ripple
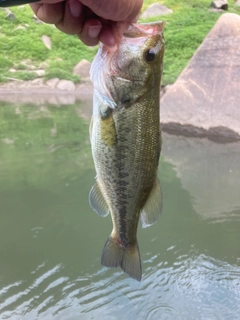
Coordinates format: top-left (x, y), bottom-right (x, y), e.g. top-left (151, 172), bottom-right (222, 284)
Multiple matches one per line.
top-left (0, 252), bottom-right (240, 319)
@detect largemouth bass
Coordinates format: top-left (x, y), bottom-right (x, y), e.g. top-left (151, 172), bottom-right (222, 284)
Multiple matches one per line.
top-left (89, 22), bottom-right (165, 281)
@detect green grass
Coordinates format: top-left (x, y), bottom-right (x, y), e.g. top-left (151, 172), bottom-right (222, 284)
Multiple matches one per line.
top-left (0, 5), bottom-right (97, 83)
top-left (0, 1), bottom-right (239, 84)
top-left (44, 60), bottom-right (81, 83)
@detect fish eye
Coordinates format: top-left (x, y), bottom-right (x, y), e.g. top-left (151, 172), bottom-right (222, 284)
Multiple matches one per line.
top-left (144, 48), bottom-right (156, 62)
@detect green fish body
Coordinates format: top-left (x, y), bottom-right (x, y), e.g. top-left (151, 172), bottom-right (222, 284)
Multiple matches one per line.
top-left (89, 22), bottom-right (165, 281)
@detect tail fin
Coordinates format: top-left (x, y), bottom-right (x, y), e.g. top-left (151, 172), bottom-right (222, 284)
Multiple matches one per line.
top-left (101, 236), bottom-right (142, 281)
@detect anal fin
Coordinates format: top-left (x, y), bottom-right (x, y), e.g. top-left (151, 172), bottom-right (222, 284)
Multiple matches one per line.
top-left (89, 181), bottom-right (109, 217)
top-left (140, 178), bottom-right (163, 228)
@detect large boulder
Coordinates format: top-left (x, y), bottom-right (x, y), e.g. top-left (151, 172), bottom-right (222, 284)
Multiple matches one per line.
top-left (160, 13), bottom-right (240, 141)
top-left (46, 78), bottom-right (60, 88)
top-left (162, 133), bottom-right (240, 220)
top-left (56, 80), bottom-right (75, 92)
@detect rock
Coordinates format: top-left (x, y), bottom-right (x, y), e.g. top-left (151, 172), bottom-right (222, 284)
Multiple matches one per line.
top-left (41, 35), bottom-right (52, 50)
top-left (210, 0), bottom-right (228, 10)
top-left (20, 59), bottom-right (35, 70)
top-left (39, 61), bottom-right (49, 69)
top-left (46, 78), bottom-right (59, 88)
top-left (34, 70), bottom-right (45, 77)
top-left (160, 84), bottom-right (172, 98)
top-left (14, 26), bottom-right (26, 31)
top-left (141, 3), bottom-right (173, 19)
top-left (2, 8), bottom-right (15, 21)
top-left (31, 78), bottom-right (44, 86)
top-left (160, 13), bottom-right (240, 140)
top-left (72, 59), bottom-right (91, 80)
top-left (235, 0), bottom-right (240, 6)
top-left (56, 80), bottom-right (75, 92)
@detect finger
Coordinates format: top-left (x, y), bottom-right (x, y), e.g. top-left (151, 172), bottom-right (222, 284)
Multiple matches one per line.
top-left (30, 2), bottom-right (64, 25)
top-left (31, 0), bottom-right (83, 35)
top-left (56, 0), bottom-right (83, 34)
top-left (78, 19), bottom-right (102, 46)
top-left (80, 0), bottom-right (143, 22)
top-left (99, 26), bottom-right (116, 48)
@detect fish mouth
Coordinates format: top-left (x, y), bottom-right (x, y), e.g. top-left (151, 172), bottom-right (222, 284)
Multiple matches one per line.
top-left (100, 21), bottom-right (164, 56)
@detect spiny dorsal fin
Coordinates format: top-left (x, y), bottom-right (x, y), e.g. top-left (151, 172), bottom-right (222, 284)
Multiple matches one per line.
top-left (140, 178), bottom-right (163, 228)
top-left (89, 181), bottom-right (109, 217)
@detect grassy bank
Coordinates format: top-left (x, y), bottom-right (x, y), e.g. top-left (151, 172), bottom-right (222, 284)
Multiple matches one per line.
top-left (0, 0), bottom-right (239, 85)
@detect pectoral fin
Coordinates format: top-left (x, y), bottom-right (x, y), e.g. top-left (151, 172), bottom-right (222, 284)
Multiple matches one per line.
top-left (140, 178), bottom-right (163, 228)
top-left (89, 181), bottom-right (109, 217)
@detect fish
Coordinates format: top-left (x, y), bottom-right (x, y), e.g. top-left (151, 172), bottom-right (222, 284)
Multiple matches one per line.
top-left (89, 22), bottom-right (165, 281)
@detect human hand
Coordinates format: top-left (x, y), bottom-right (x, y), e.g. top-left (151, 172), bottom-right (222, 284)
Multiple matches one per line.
top-left (30, 0), bottom-right (143, 47)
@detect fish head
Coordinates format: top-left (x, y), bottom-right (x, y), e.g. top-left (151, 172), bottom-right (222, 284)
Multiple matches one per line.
top-left (90, 22), bottom-right (165, 109)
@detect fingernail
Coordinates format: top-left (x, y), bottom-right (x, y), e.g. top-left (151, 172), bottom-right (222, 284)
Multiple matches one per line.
top-left (69, 0), bottom-right (82, 18)
top-left (88, 25), bottom-right (102, 38)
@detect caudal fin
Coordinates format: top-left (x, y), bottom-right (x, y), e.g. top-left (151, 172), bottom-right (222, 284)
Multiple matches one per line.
top-left (101, 237), bottom-right (142, 281)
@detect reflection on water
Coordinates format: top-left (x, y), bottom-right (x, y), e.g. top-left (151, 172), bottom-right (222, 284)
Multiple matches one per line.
top-left (162, 134), bottom-right (240, 222)
top-left (0, 102), bottom-right (240, 319)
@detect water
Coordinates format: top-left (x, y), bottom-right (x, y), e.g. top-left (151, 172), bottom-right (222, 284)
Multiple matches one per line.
top-left (0, 101), bottom-right (239, 320)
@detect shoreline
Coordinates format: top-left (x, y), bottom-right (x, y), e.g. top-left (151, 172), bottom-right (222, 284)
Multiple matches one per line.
top-left (0, 80), bottom-right (239, 143)
top-left (0, 80), bottom-right (94, 105)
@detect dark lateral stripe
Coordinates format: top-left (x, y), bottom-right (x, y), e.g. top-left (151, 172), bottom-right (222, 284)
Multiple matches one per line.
top-left (118, 207), bottom-right (128, 246)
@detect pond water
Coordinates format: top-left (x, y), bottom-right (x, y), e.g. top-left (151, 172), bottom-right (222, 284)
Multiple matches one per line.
top-left (0, 101), bottom-right (239, 320)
